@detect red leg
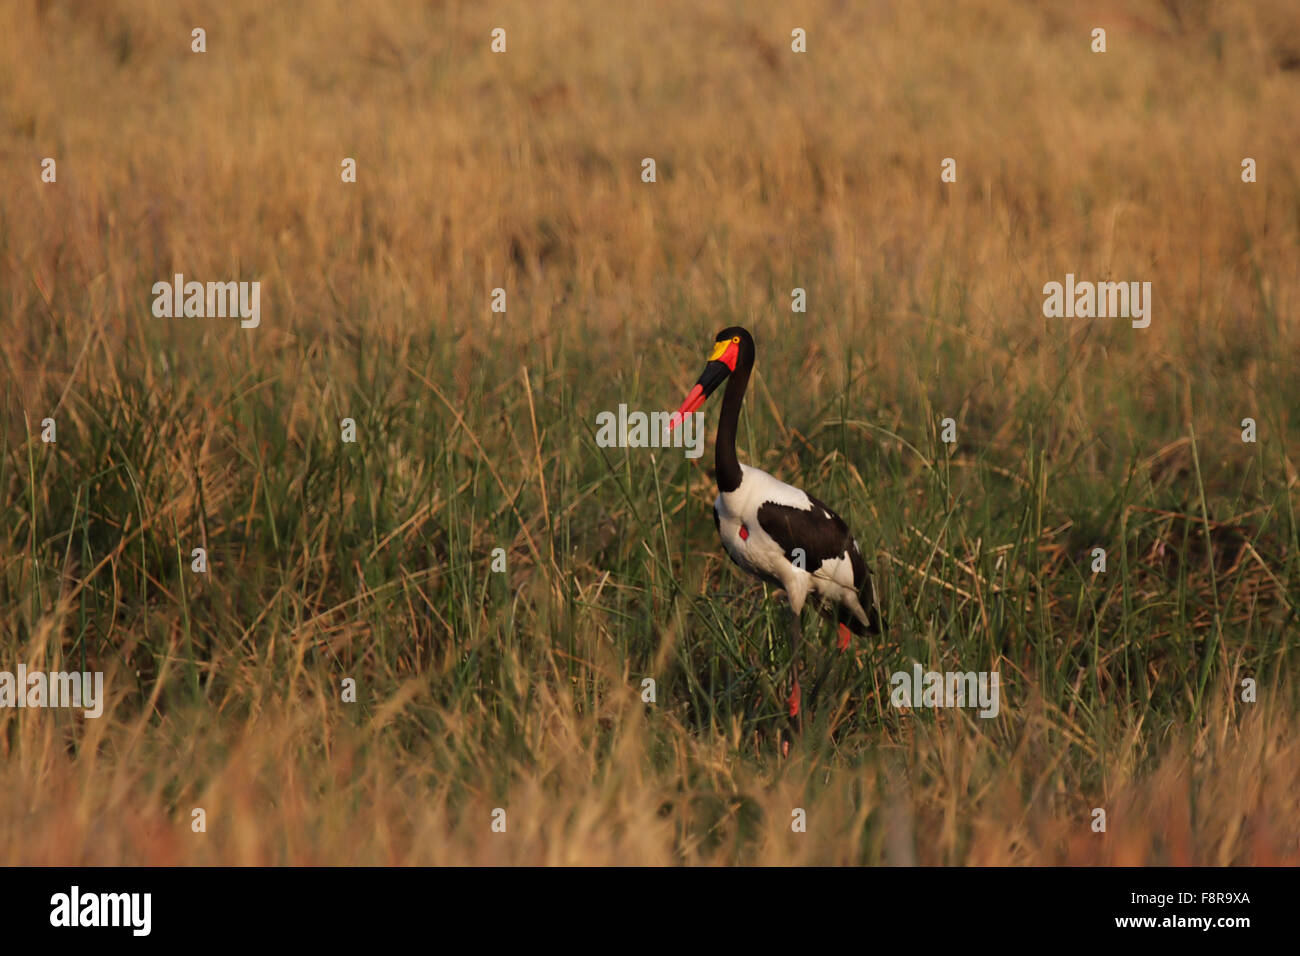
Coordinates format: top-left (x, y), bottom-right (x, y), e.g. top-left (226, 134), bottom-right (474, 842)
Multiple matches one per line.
top-left (837, 622), bottom-right (852, 652)
top-left (784, 598), bottom-right (804, 721)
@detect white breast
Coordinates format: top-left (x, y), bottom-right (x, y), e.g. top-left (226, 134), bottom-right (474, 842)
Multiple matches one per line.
top-left (714, 466), bottom-right (813, 587)
top-left (718, 465), bottom-right (809, 519)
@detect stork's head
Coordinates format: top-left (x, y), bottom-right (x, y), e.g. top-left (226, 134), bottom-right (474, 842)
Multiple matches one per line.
top-left (669, 326), bottom-right (754, 430)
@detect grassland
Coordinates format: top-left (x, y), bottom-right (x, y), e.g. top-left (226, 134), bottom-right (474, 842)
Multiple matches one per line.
top-left (1, 0), bottom-right (1298, 864)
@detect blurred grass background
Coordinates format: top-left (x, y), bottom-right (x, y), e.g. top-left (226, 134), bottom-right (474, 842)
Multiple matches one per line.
top-left (1, 0), bottom-right (1298, 863)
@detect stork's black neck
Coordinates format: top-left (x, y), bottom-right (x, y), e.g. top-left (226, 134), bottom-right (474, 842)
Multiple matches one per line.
top-left (715, 354), bottom-right (751, 494)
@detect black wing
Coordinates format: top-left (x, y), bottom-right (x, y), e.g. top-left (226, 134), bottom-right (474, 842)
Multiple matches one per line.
top-left (756, 495), bottom-right (854, 574)
top-left (756, 495), bottom-right (884, 635)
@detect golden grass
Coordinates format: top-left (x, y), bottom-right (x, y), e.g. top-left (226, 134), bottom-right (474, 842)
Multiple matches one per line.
top-left (2, 644), bottom-right (1297, 865)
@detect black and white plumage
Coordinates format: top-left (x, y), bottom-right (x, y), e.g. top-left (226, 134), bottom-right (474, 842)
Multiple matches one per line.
top-left (672, 326), bottom-right (883, 719)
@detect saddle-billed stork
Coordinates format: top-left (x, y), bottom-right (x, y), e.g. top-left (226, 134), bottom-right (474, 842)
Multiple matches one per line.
top-left (671, 326), bottom-right (883, 719)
